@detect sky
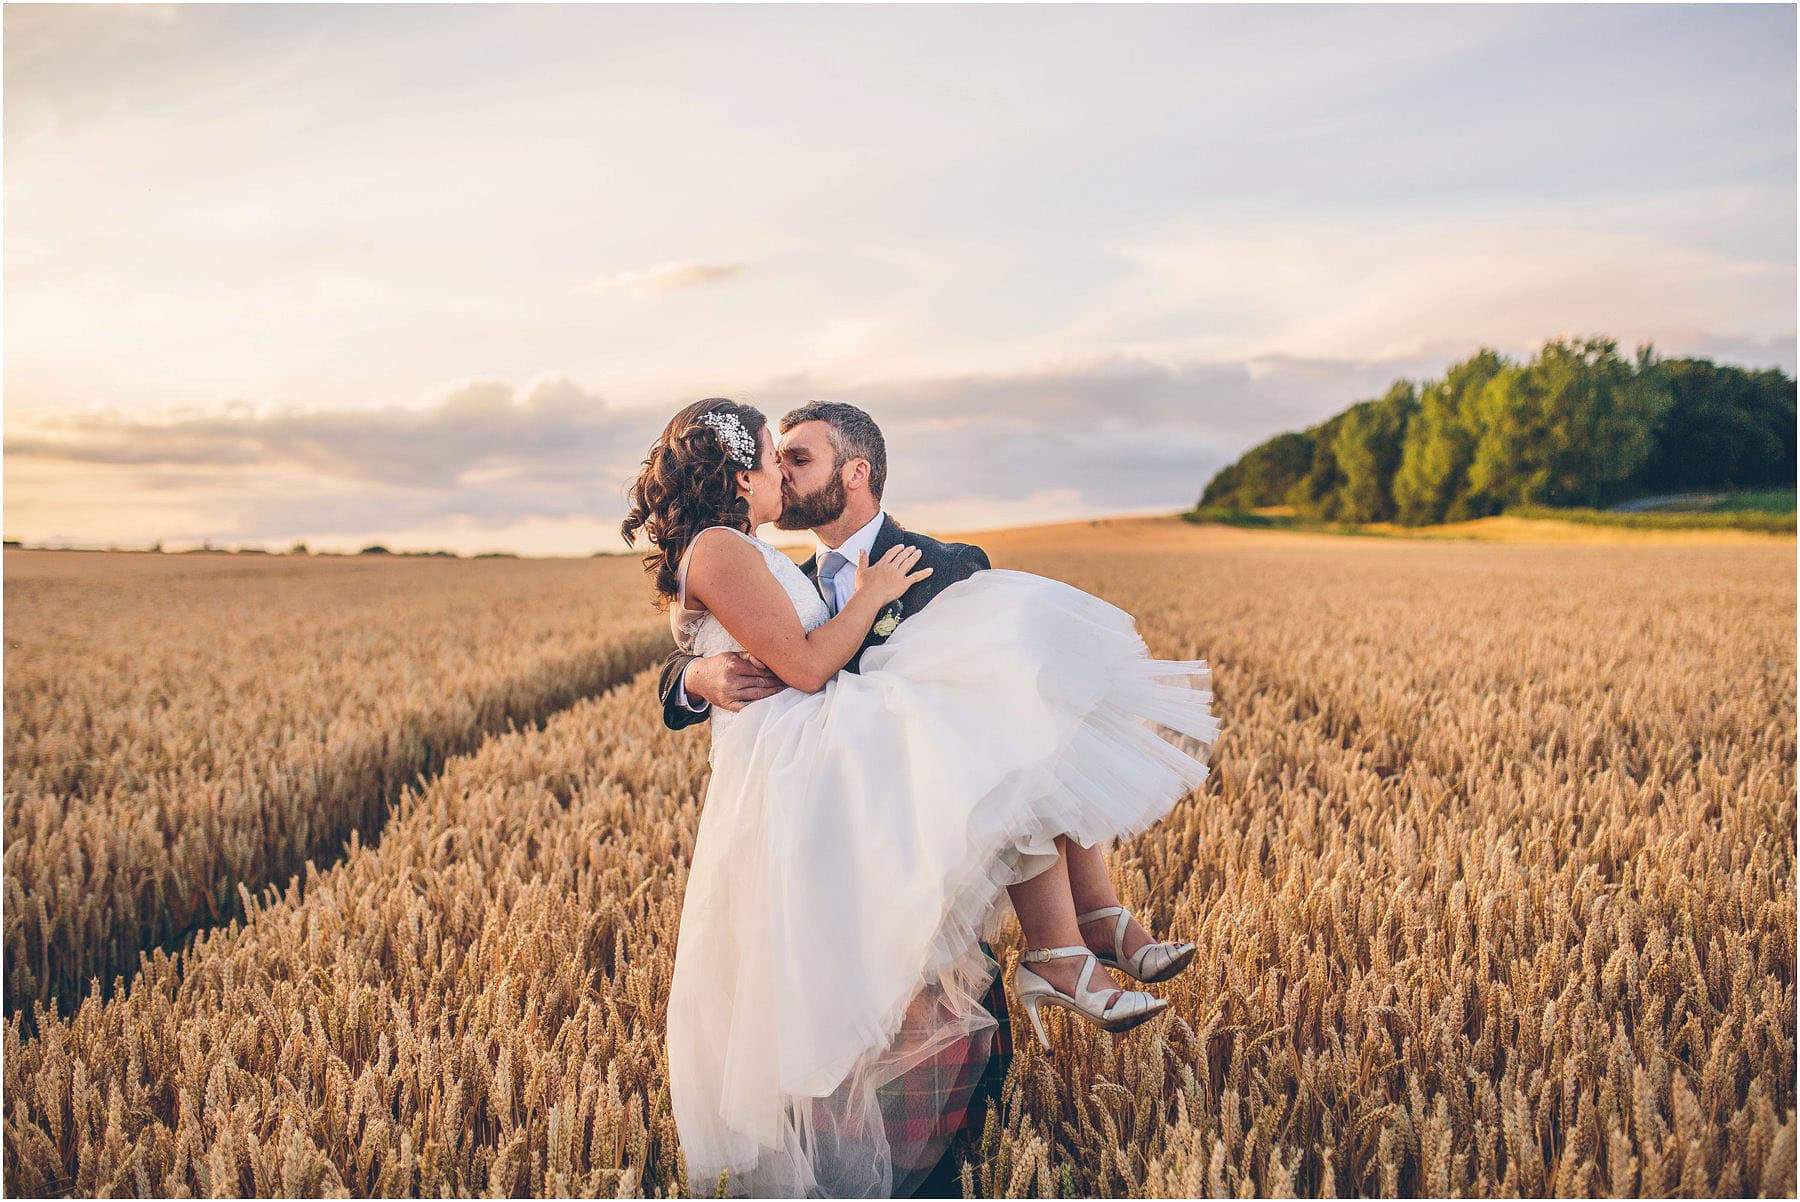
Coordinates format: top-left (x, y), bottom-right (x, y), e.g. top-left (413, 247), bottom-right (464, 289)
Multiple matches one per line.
top-left (4, 2), bottom-right (1794, 555)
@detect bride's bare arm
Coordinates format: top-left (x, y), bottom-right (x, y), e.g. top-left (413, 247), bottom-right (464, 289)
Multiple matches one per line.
top-left (684, 530), bottom-right (929, 693)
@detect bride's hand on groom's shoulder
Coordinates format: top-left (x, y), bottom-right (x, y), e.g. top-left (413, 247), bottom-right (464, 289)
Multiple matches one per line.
top-left (687, 651), bottom-right (787, 712)
top-left (853, 545), bottom-right (932, 607)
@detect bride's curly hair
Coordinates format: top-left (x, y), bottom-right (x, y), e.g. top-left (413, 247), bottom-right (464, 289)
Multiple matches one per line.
top-left (621, 397), bottom-right (769, 609)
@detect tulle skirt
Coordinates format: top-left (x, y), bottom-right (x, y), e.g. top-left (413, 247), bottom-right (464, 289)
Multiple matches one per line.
top-left (667, 569), bottom-right (1221, 1197)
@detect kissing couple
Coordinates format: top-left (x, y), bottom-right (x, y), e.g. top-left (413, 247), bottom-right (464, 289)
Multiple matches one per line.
top-left (622, 399), bottom-right (1222, 1198)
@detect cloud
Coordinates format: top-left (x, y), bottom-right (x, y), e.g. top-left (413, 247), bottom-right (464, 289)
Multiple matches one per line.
top-left (8, 375), bottom-right (656, 489)
top-left (580, 260), bottom-right (746, 296)
top-left (6, 337), bottom-right (1787, 552)
top-left (766, 350), bottom-right (1469, 517)
top-left (6, 352), bottom-right (1361, 549)
top-left (1074, 187), bottom-right (1795, 364)
top-left (4, 375), bottom-right (676, 546)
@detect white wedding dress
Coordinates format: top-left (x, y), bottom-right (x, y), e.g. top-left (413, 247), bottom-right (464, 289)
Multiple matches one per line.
top-left (665, 526), bottom-right (1220, 1198)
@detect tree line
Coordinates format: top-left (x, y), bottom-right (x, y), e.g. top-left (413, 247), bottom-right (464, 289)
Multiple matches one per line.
top-left (1199, 336), bottom-right (1796, 524)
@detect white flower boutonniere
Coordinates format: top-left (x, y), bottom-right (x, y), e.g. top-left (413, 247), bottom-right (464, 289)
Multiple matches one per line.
top-left (872, 600), bottom-right (903, 638)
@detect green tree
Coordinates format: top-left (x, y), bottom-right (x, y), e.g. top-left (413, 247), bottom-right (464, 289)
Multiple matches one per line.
top-left (1199, 431), bottom-right (1314, 508)
top-left (1538, 338), bottom-right (1672, 507)
top-left (1332, 381), bottom-right (1419, 522)
top-left (1466, 336), bottom-right (1671, 511)
top-left (1393, 348), bottom-right (1507, 524)
top-left (1285, 411), bottom-right (1353, 520)
top-left (1637, 357), bottom-right (1797, 492)
top-left (1197, 334), bottom-right (1792, 524)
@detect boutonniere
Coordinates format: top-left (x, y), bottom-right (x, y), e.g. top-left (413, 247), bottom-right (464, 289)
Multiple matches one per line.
top-left (872, 599), bottom-right (903, 638)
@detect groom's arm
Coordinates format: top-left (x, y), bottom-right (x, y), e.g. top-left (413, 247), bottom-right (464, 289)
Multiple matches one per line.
top-left (659, 647), bottom-right (789, 731)
top-left (658, 649), bottom-right (711, 732)
top-left (937, 539), bottom-right (990, 583)
top-left (894, 537), bottom-right (988, 616)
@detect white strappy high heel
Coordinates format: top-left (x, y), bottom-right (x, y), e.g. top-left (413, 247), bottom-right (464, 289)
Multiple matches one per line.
top-left (1077, 905), bottom-right (1197, 984)
top-left (1011, 945), bottom-right (1169, 1049)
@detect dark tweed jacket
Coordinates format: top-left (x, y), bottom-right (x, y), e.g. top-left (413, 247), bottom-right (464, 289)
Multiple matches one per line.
top-left (654, 513), bottom-right (1013, 1195)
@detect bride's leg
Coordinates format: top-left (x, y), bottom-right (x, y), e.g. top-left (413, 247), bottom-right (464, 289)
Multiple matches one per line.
top-left (1005, 847), bottom-right (1125, 1009)
top-left (1059, 834), bottom-right (1155, 965)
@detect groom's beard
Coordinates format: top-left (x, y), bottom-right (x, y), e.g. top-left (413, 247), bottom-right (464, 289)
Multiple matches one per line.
top-left (775, 471), bottom-right (848, 531)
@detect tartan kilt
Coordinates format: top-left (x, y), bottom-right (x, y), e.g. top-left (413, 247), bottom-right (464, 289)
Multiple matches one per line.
top-left (874, 939), bottom-right (1014, 1193)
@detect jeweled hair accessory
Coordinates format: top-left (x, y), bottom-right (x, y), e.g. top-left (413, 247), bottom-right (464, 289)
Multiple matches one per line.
top-left (693, 409), bottom-right (756, 468)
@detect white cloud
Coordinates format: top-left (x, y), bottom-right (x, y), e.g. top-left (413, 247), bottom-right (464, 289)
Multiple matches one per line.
top-left (0, 352), bottom-right (1456, 552)
top-left (1073, 185), bottom-right (1795, 365)
top-left (580, 260), bottom-right (746, 296)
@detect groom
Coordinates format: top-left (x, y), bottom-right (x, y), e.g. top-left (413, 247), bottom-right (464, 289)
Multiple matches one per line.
top-left (656, 400), bottom-right (1012, 1198)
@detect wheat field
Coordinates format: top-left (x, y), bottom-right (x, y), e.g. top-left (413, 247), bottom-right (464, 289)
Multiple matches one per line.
top-left (3, 520), bottom-right (1794, 1197)
top-left (4, 550), bottom-right (672, 1029)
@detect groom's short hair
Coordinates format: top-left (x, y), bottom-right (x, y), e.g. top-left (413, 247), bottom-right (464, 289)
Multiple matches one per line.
top-left (781, 401), bottom-right (887, 502)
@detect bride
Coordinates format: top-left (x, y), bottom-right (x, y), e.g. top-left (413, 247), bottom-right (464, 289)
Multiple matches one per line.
top-left (622, 398), bottom-right (1221, 1198)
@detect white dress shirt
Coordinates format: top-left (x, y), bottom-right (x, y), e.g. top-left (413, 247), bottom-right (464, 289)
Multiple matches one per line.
top-left (815, 509), bottom-right (887, 616)
top-left (678, 510), bottom-right (888, 712)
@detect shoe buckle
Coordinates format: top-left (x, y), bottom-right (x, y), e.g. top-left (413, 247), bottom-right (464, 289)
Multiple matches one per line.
top-left (1022, 945), bottom-right (1090, 964)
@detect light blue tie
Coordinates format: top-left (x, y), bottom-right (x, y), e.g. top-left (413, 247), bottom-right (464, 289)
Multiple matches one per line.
top-left (816, 550), bottom-right (848, 616)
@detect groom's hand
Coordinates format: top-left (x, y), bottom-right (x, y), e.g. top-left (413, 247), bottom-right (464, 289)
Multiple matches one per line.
top-left (686, 651), bottom-right (786, 712)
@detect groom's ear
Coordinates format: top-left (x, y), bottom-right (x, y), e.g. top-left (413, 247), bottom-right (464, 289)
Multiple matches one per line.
top-left (842, 456), bottom-right (871, 492)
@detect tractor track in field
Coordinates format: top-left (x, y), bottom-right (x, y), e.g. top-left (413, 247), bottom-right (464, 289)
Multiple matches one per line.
top-left (14, 629), bottom-right (674, 1034)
